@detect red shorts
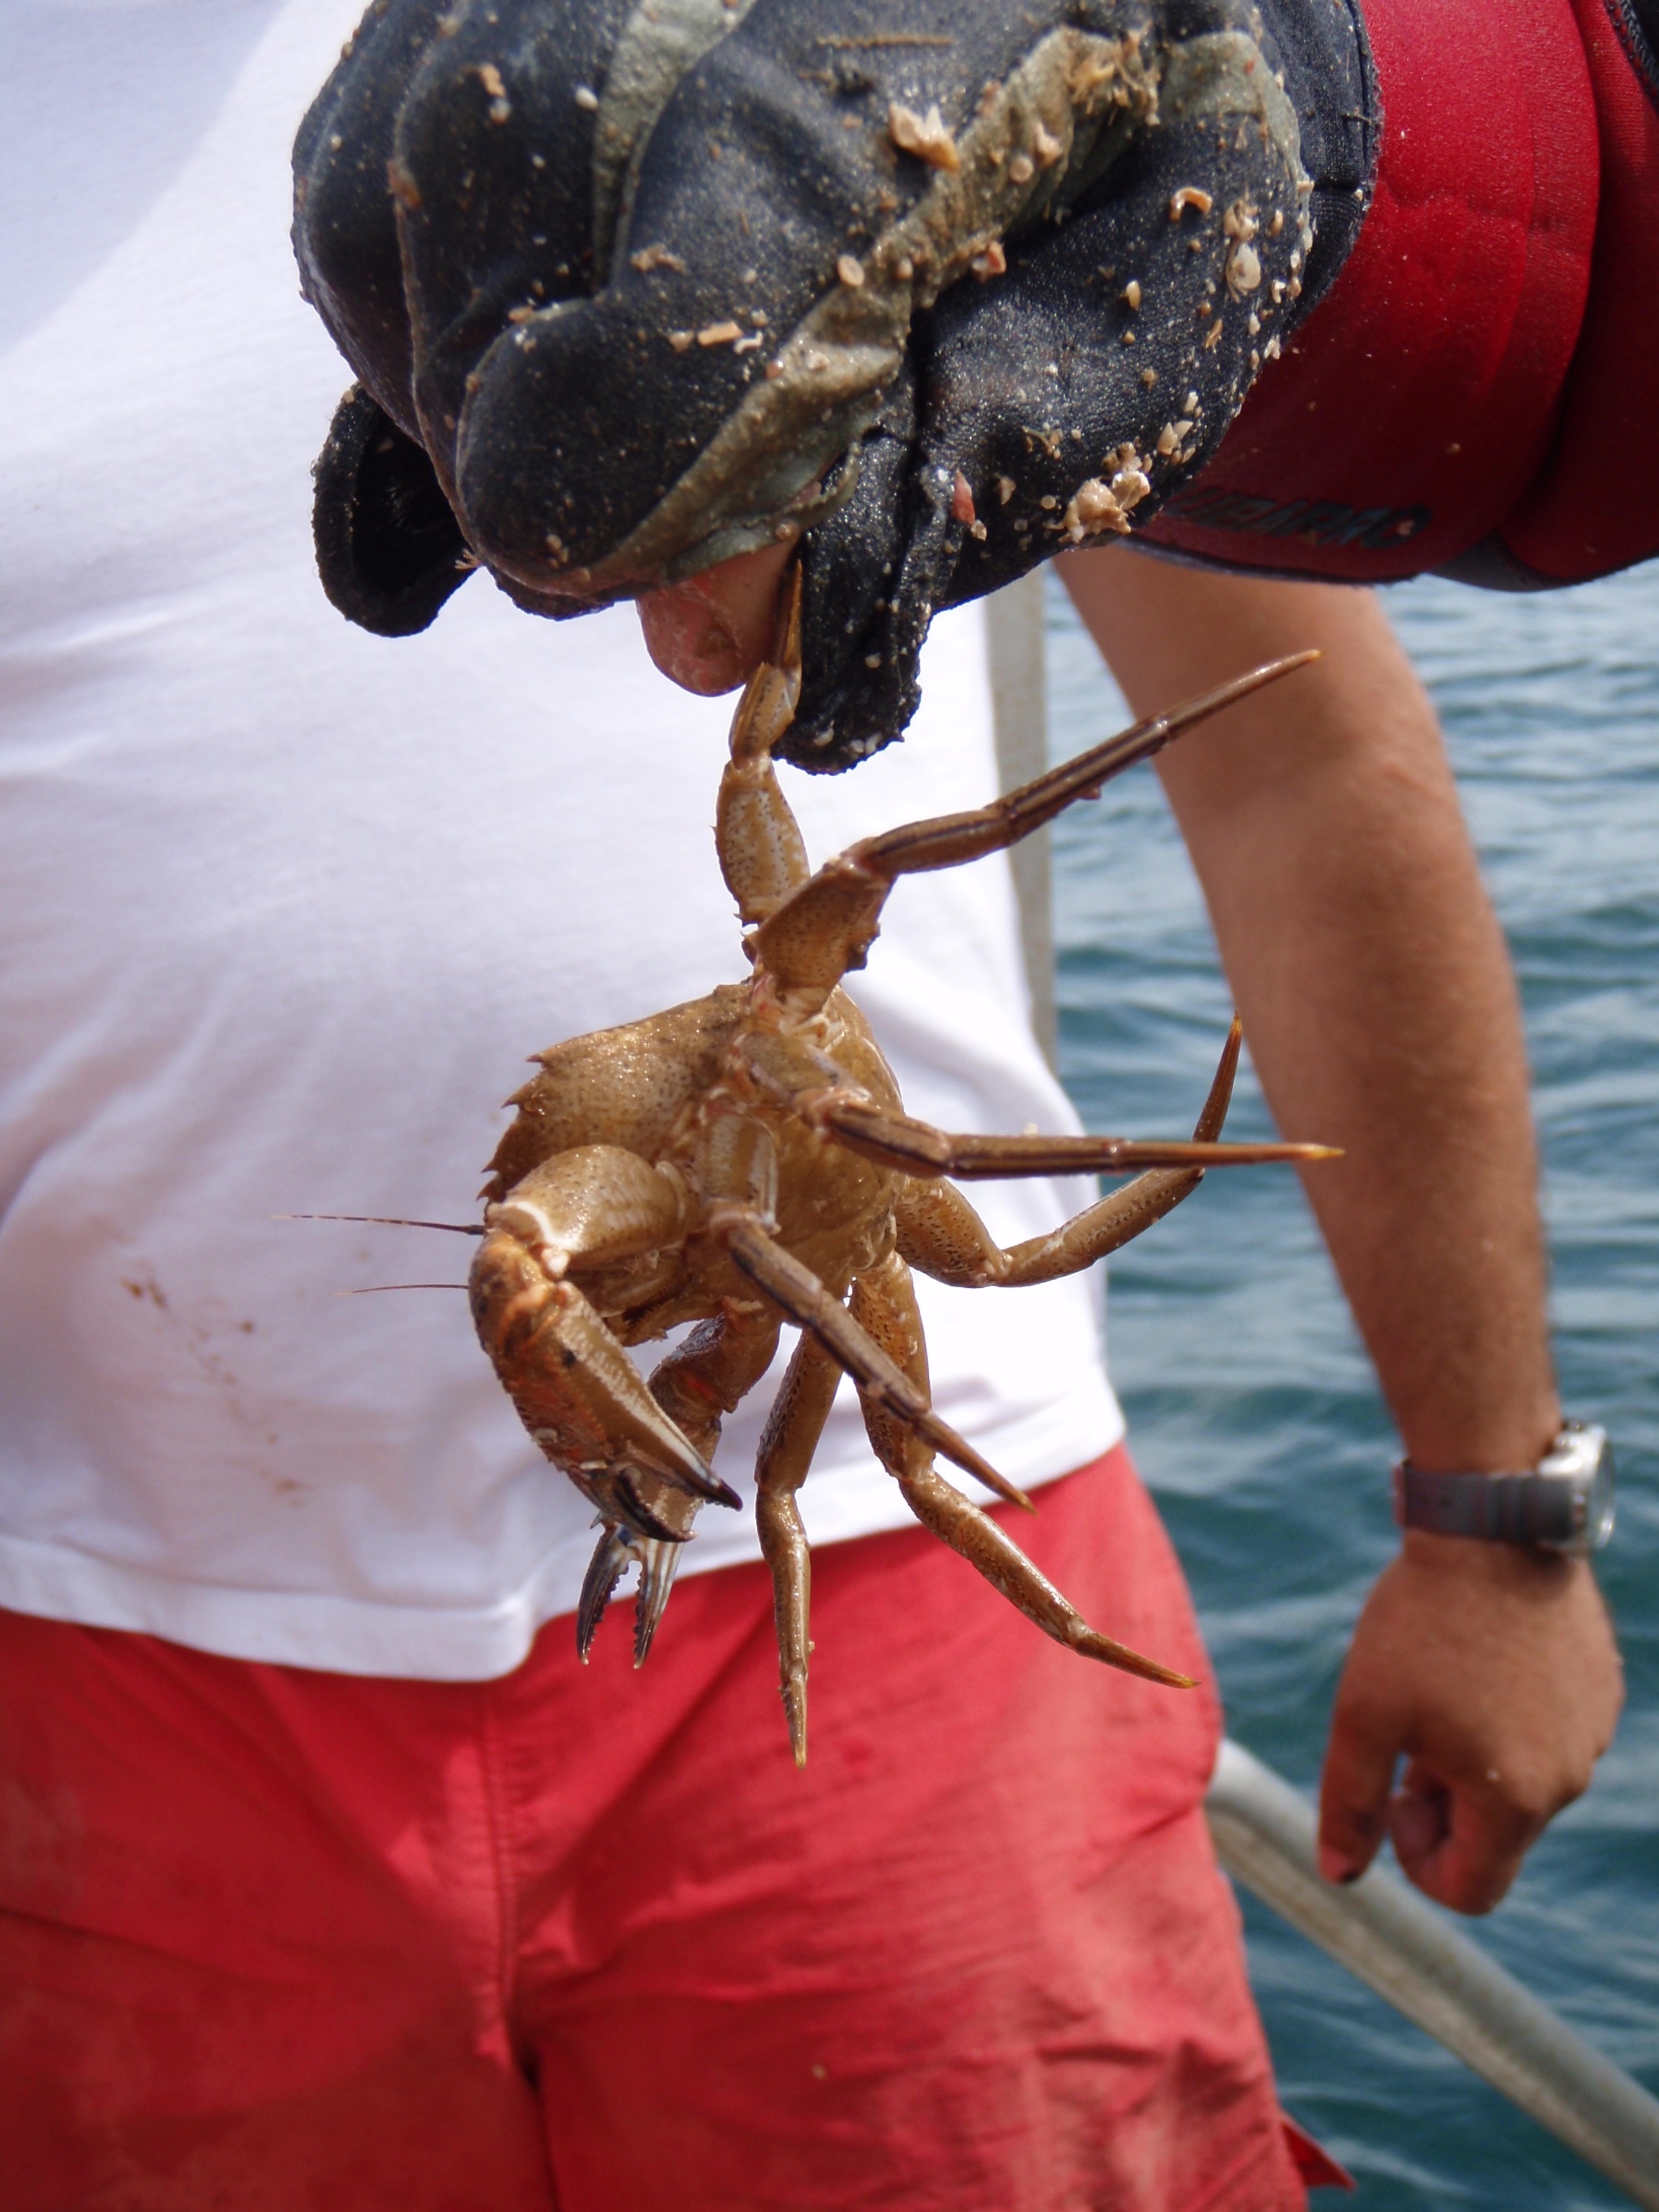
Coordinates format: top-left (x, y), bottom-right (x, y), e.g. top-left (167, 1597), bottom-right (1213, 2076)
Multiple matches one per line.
top-left (0, 1447), bottom-right (1308, 2211)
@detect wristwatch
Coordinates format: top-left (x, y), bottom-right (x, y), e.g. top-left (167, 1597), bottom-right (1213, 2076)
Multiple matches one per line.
top-left (1393, 1421), bottom-right (1614, 1557)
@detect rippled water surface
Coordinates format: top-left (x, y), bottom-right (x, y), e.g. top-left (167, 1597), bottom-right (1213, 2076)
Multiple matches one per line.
top-left (1046, 564), bottom-right (1659, 2208)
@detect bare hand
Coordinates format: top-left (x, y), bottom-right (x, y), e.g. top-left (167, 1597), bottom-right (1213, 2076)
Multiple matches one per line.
top-left (1318, 1532), bottom-right (1622, 1912)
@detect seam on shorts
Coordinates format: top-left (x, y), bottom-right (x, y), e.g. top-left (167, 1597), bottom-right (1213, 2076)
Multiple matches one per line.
top-left (477, 1679), bottom-right (532, 2072)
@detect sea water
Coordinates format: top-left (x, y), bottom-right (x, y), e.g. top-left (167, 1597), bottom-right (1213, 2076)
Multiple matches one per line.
top-left (1047, 563), bottom-right (1659, 2208)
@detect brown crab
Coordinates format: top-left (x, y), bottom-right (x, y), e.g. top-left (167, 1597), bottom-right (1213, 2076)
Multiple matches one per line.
top-left (469, 592), bottom-right (1323, 1761)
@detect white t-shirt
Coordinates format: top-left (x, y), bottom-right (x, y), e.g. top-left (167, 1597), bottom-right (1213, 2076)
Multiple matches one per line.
top-left (0, 0), bottom-right (1123, 1679)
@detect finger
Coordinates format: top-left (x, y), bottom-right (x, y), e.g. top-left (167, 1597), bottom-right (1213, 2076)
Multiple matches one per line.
top-left (637, 539), bottom-right (796, 694)
top-left (1389, 1767), bottom-right (1532, 1917)
top-left (1388, 1761), bottom-right (1451, 1870)
top-left (1317, 1699), bottom-right (1400, 1886)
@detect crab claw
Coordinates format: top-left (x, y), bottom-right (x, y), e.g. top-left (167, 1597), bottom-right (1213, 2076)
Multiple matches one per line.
top-left (469, 1228), bottom-right (741, 1509)
top-left (575, 1504), bottom-right (693, 1665)
top-left (634, 1539), bottom-right (685, 1665)
top-left (589, 1472), bottom-right (696, 1545)
top-left (577, 1525), bottom-right (632, 1661)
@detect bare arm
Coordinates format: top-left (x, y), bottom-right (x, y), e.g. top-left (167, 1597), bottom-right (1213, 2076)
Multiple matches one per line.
top-left (1061, 546), bottom-right (1622, 1913)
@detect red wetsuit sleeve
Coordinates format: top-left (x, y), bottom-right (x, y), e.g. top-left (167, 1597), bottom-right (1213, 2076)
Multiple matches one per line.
top-left (1494, 0), bottom-right (1659, 583)
top-left (1140, 0), bottom-right (1604, 584)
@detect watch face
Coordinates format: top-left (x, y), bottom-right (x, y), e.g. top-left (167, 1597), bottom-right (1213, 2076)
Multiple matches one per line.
top-left (1585, 1445), bottom-right (1617, 1552)
top-left (1546, 1423), bottom-right (1614, 1555)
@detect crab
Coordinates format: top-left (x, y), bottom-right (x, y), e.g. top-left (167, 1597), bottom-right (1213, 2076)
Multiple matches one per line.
top-left (469, 590), bottom-right (1323, 1761)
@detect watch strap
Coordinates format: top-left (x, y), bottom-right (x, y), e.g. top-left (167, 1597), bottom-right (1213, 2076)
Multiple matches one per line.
top-left (1392, 1464), bottom-right (1583, 1546)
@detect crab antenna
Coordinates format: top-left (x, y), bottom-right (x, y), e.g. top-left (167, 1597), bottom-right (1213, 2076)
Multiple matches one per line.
top-left (276, 1213), bottom-right (484, 1235)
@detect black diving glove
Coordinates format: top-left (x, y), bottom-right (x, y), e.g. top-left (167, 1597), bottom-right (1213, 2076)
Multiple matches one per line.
top-left (295, 0), bottom-right (1373, 766)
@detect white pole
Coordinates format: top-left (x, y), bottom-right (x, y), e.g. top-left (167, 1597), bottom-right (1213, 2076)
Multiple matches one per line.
top-left (985, 572), bottom-right (1056, 1066)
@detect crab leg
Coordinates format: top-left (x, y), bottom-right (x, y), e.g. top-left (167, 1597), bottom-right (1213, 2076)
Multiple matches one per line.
top-left (895, 1466), bottom-right (1195, 1688)
top-left (894, 1017), bottom-right (1273, 1287)
top-left (845, 1252), bottom-right (932, 1485)
top-left (819, 1098), bottom-right (1331, 1180)
top-left (848, 1253), bottom-right (1193, 1691)
top-left (649, 1301), bottom-right (783, 1467)
top-left (716, 570), bottom-right (810, 926)
top-left (739, 1019), bottom-right (1329, 1184)
top-left (718, 1214), bottom-right (1031, 1510)
top-left (754, 1329), bottom-right (844, 1766)
top-left (752, 654), bottom-right (1317, 1004)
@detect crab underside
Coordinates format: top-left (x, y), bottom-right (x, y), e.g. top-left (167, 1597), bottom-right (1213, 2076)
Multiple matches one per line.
top-left (469, 588), bottom-right (1322, 1759)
